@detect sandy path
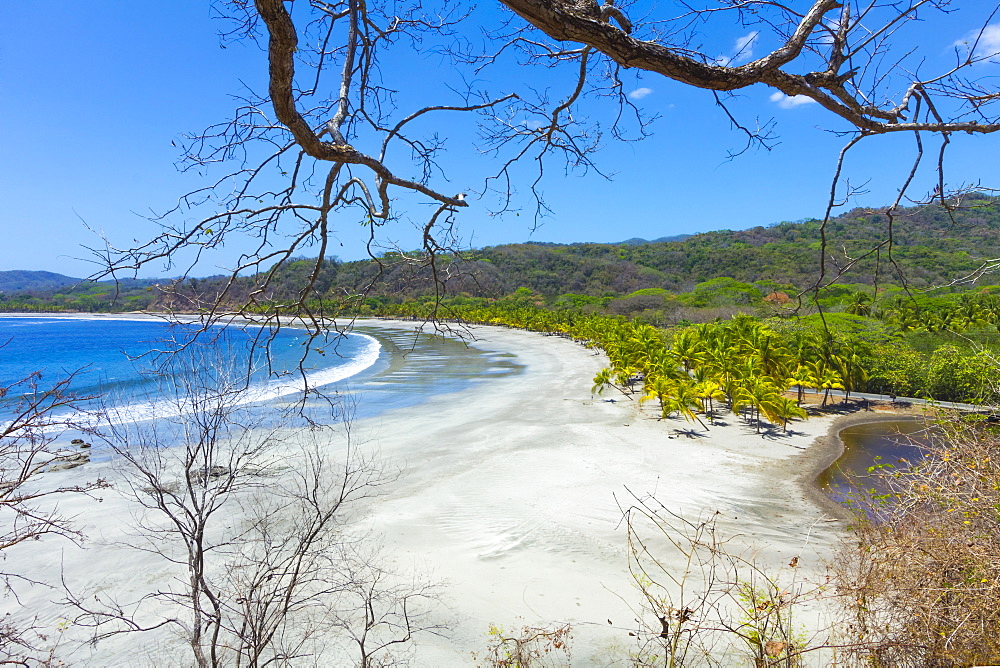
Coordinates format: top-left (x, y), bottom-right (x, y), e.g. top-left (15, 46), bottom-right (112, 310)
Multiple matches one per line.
top-left (1, 317), bottom-right (850, 665)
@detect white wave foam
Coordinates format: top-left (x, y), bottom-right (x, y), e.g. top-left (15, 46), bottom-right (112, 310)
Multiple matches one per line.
top-left (114, 332), bottom-right (382, 424)
top-left (230, 331), bottom-right (382, 405)
top-left (8, 332), bottom-right (382, 433)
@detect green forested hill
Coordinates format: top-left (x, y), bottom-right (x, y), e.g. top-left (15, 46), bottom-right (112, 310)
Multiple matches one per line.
top-left (0, 276), bottom-right (163, 311)
top-left (4, 195), bottom-right (999, 312)
top-left (298, 194), bottom-right (1000, 299)
top-left (0, 271), bottom-right (80, 294)
top-left (464, 195), bottom-right (1000, 294)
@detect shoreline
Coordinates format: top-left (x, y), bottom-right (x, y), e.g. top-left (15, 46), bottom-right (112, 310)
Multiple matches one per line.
top-left (338, 320), bottom-right (861, 660)
top-left (797, 409), bottom-right (925, 522)
top-left (0, 313), bottom-right (931, 663)
top-left (1, 311), bottom-right (924, 525)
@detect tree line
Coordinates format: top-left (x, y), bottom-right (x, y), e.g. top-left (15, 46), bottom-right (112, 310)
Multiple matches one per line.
top-left (5, 196), bottom-right (1000, 316)
top-left (353, 294), bottom-right (1000, 409)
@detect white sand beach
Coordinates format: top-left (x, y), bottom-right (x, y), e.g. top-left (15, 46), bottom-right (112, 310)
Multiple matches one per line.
top-left (3, 318), bottom-right (860, 665)
top-left (348, 321), bottom-right (851, 663)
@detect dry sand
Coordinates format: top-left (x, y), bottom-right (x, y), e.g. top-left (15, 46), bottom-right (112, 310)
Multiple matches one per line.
top-left (3, 317), bottom-right (863, 665)
top-left (351, 321), bottom-right (850, 663)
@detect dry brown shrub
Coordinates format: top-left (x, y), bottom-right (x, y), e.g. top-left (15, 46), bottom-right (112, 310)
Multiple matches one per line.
top-left (474, 622), bottom-right (572, 667)
top-left (833, 414), bottom-right (1000, 667)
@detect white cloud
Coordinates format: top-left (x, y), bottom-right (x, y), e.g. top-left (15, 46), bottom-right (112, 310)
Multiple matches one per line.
top-left (954, 23), bottom-right (1000, 62)
top-left (714, 31), bottom-right (760, 67)
top-left (733, 31), bottom-right (759, 60)
top-left (629, 87), bottom-right (653, 100)
top-left (817, 17), bottom-right (841, 45)
top-left (983, 23), bottom-right (1000, 51)
top-left (769, 91), bottom-right (817, 109)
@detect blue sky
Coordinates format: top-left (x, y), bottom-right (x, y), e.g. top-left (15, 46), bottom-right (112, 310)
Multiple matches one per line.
top-left (1, 2), bottom-right (998, 278)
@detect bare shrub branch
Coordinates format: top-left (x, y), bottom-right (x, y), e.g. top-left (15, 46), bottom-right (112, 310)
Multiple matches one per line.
top-left (65, 354), bottom-right (439, 666)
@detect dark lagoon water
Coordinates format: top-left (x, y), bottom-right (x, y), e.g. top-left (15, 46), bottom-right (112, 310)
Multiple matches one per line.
top-left (818, 419), bottom-right (933, 506)
top-left (0, 317), bottom-right (522, 437)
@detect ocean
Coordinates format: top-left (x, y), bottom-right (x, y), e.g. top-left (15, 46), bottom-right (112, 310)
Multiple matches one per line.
top-left (0, 316), bottom-right (522, 439)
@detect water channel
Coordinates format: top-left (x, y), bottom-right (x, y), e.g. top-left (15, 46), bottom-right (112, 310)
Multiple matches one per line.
top-left (818, 419), bottom-right (934, 506)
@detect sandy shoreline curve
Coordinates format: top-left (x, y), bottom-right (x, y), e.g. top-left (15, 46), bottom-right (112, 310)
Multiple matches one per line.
top-left (0, 313), bottom-right (914, 663)
top-left (798, 410), bottom-right (924, 522)
top-left (345, 319), bottom-right (857, 662)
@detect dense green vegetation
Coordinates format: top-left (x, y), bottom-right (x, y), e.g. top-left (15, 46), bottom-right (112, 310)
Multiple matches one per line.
top-left (6, 195), bottom-right (1000, 313)
top-left (0, 276), bottom-right (159, 312)
top-left (360, 296), bottom-right (1000, 407)
top-left (252, 192), bottom-right (1000, 301)
top-left (6, 196), bottom-right (1000, 406)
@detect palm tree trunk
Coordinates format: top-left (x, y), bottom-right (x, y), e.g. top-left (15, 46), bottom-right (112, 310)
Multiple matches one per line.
top-left (695, 413), bottom-right (709, 432)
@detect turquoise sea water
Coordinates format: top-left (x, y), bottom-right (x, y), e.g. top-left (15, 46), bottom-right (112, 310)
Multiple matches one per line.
top-left (0, 317), bottom-right (378, 419)
top-left (0, 317), bottom-right (523, 436)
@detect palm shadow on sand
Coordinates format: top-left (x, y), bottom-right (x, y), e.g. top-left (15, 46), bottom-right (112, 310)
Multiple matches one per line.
top-left (760, 425), bottom-right (807, 441)
top-left (669, 428), bottom-right (707, 439)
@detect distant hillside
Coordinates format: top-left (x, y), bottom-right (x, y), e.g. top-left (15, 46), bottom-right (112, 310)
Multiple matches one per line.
top-left (0, 275), bottom-right (164, 312)
top-left (0, 270), bottom-right (80, 294)
top-left (5, 195), bottom-right (999, 312)
top-left (287, 194), bottom-right (1000, 298)
top-left (618, 234), bottom-right (694, 245)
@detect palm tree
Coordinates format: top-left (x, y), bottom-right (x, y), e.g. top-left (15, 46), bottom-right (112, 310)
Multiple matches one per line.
top-left (833, 353), bottom-right (868, 402)
top-left (754, 333), bottom-right (793, 385)
top-left (771, 396), bottom-right (808, 432)
top-left (789, 364), bottom-right (819, 405)
top-left (592, 368), bottom-right (617, 396)
top-left (702, 346), bottom-right (738, 405)
top-left (669, 379), bottom-right (710, 431)
top-left (640, 375), bottom-right (675, 418)
top-left (892, 309), bottom-right (923, 332)
top-left (735, 378), bottom-right (782, 433)
top-left (644, 348), bottom-right (680, 382)
top-left (671, 328), bottom-right (705, 372)
top-left (629, 324), bottom-right (667, 372)
top-left (692, 368), bottom-right (726, 421)
top-left (950, 294), bottom-right (988, 331)
top-left (613, 364), bottom-right (640, 394)
top-left (845, 291), bottom-right (874, 316)
top-left (816, 366), bottom-right (845, 406)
